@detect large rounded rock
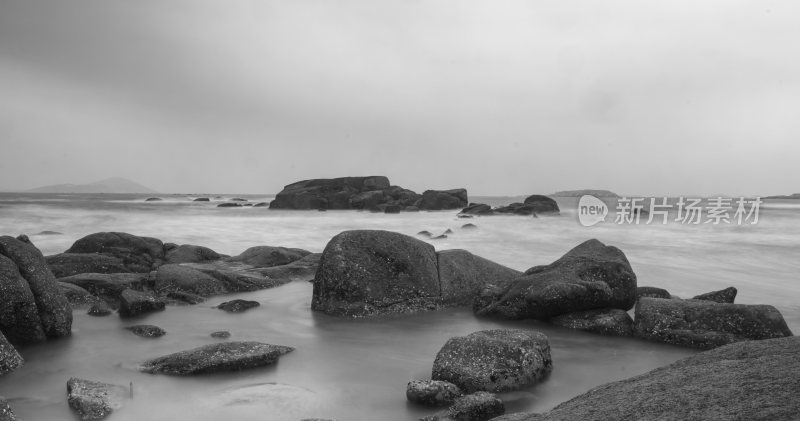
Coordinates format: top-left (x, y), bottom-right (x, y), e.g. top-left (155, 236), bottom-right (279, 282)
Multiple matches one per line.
top-left (459, 203), bottom-right (494, 216)
top-left (474, 239), bottom-right (637, 320)
top-left (633, 297), bottom-right (792, 349)
top-left (229, 246), bottom-right (310, 268)
top-left (548, 308), bottom-right (633, 337)
top-left (418, 189), bottom-right (469, 211)
top-left (0, 236), bottom-right (72, 341)
top-left (312, 230), bottom-right (440, 316)
top-left (0, 254), bottom-right (45, 343)
top-left (437, 250), bottom-right (521, 306)
top-left (64, 232), bottom-right (165, 273)
top-left (432, 329), bottom-right (552, 394)
top-left (140, 341), bottom-right (294, 375)
top-left (492, 336), bottom-right (800, 421)
top-left (269, 176), bottom-right (390, 210)
top-left (0, 331), bottom-right (23, 376)
top-left (522, 195), bottom-right (559, 214)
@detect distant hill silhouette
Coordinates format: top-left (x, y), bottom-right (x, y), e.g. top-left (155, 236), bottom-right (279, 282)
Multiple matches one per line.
top-left (27, 177), bottom-right (158, 194)
top-left (551, 189), bottom-right (619, 198)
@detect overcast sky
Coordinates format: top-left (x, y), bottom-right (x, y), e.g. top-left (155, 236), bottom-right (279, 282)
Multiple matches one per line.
top-left (1, 0), bottom-right (798, 196)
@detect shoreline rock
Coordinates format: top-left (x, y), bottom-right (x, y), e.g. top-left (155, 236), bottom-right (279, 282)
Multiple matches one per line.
top-left (66, 377), bottom-right (124, 421)
top-left (140, 341), bottom-right (294, 375)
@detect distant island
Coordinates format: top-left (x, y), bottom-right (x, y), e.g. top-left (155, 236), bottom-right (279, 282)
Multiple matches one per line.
top-left (764, 193), bottom-right (800, 199)
top-left (26, 177), bottom-right (158, 194)
top-left (550, 189), bottom-right (620, 198)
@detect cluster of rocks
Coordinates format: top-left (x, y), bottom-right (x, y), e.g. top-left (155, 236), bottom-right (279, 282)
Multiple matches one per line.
top-left (44, 232), bottom-right (321, 318)
top-left (268, 176), bottom-right (468, 212)
top-left (313, 231), bottom-right (793, 351)
top-left (408, 329), bottom-right (552, 421)
top-left (311, 230), bottom-right (522, 316)
top-left (459, 195), bottom-right (560, 217)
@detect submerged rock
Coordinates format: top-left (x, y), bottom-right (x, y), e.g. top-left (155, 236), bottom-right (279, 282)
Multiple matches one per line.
top-left (432, 329), bottom-right (552, 394)
top-left (406, 380), bottom-right (463, 406)
top-left (216, 299), bottom-right (260, 313)
top-left (0, 397), bottom-right (18, 421)
top-left (692, 286), bottom-right (737, 303)
top-left (210, 331), bottom-right (231, 339)
top-left (125, 324), bottom-right (166, 338)
top-left (66, 377), bottom-right (124, 420)
top-left (145, 197), bottom-right (162, 202)
top-left (87, 302), bottom-right (112, 317)
top-left (0, 235), bottom-right (72, 343)
top-left (312, 230), bottom-right (440, 316)
top-left (422, 392), bottom-right (505, 421)
top-left (633, 297), bottom-right (793, 349)
top-left (193, 197), bottom-right (210, 202)
top-left (492, 336), bottom-right (800, 421)
top-left (118, 289), bottom-right (165, 318)
top-left (140, 341), bottom-right (294, 375)
top-left (548, 308), bottom-right (633, 336)
top-left (217, 203), bottom-right (242, 208)
top-left (0, 331), bottom-right (23, 376)
top-left (474, 239), bottom-right (637, 320)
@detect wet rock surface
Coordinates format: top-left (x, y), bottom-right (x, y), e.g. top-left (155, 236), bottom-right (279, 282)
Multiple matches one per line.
top-left (474, 239), bottom-right (637, 320)
top-left (118, 289), bottom-right (165, 318)
top-left (140, 341), bottom-right (294, 375)
top-left (406, 380), bottom-right (463, 406)
top-left (0, 331), bottom-right (23, 376)
top-left (636, 286), bottom-right (671, 300)
top-left (692, 286), bottom-right (737, 303)
top-left (548, 308), bottom-right (634, 336)
top-left (0, 397), bottom-right (17, 421)
top-left (432, 329), bottom-right (552, 394)
top-left (216, 299), bottom-right (260, 313)
top-left (124, 324), bottom-right (166, 338)
top-left (633, 297), bottom-right (793, 349)
top-left (437, 250), bottom-right (521, 306)
top-left (421, 392), bottom-right (505, 421)
top-left (66, 377), bottom-right (125, 420)
top-left (492, 336), bottom-right (800, 421)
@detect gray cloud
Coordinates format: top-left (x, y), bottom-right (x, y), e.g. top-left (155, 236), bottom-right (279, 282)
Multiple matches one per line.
top-left (1, 0), bottom-right (798, 195)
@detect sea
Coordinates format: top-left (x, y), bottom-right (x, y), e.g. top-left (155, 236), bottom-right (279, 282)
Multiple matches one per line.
top-left (0, 192), bottom-right (798, 421)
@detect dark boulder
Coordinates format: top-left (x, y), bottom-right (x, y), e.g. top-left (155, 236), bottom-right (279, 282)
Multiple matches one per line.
top-left (474, 239), bottom-right (637, 320)
top-left (217, 203), bottom-right (242, 208)
top-left (64, 232), bottom-right (165, 273)
top-left (692, 286), bottom-right (737, 303)
top-left (230, 198), bottom-right (248, 202)
top-left (269, 176), bottom-right (391, 210)
top-left (125, 325), bottom-right (166, 338)
top-left (422, 392), bottom-right (504, 421)
top-left (0, 331), bottom-right (23, 376)
top-left (548, 308), bottom-right (633, 336)
top-left (437, 250), bottom-right (521, 306)
top-left (0, 397), bottom-right (18, 421)
top-left (46, 253), bottom-right (131, 278)
top-left (140, 341), bottom-right (294, 375)
top-left (407, 380), bottom-right (463, 406)
top-left (312, 230), bottom-right (440, 316)
top-left (522, 195), bottom-right (559, 214)
top-left (418, 189), bottom-right (468, 211)
top-left (633, 297), bottom-right (792, 349)
top-left (229, 246), bottom-right (310, 268)
top-left (153, 264), bottom-right (227, 297)
top-left (217, 299), bottom-right (260, 313)
top-left (145, 197), bottom-right (163, 202)
top-left (491, 336), bottom-right (800, 421)
top-left (493, 202), bottom-right (536, 216)
top-left (417, 231), bottom-right (433, 237)
top-left (432, 329), bottom-right (552, 393)
top-left (118, 289), bottom-right (165, 318)
top-left (165, 244), bottom-right (223, 264)
top-left (66, 377), bottom-right (125, 420)
top-left (0, 236), bottom-right (72, 342)
top-left (58, 273), bottom-right (147, 305)
top-left (193, 197), bottom-right (210, 202)
top-left (459, 203), bottom-right (493, 216)
top-left (210, 331), bottom-right (231, 339)
top-left (636, 286), bottom-right (671, 300)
